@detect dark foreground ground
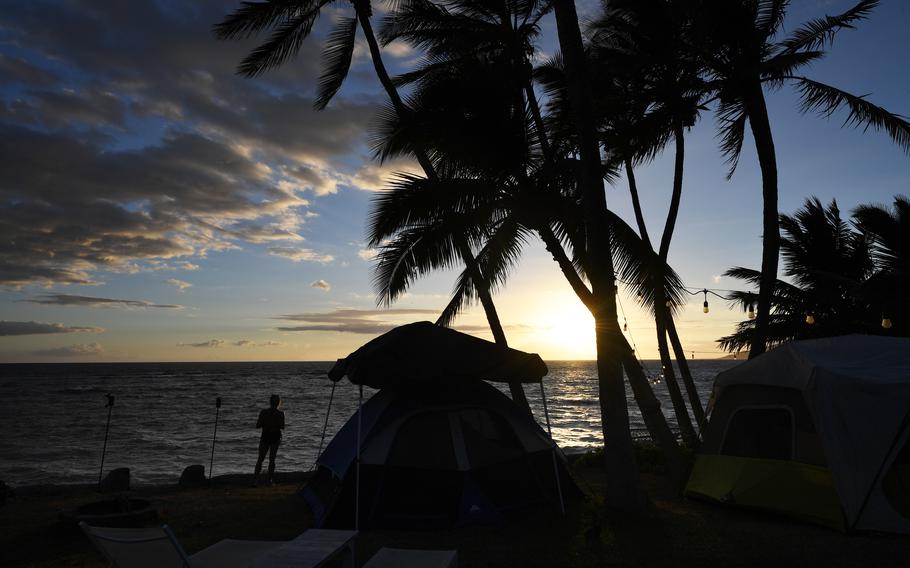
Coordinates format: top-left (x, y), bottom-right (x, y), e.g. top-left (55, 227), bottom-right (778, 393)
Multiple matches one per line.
top-left (2, 453), bottom-right (909, 567)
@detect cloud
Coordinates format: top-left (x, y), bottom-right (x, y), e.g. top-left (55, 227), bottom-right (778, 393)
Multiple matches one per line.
top-left (32, 342), bottom-right (104, 357)
top-left (165, 278), bottom-right (192, 291)
top-left (0, 320), bottom-right (104, 336)
top-left (712, 275), bottom-right (722, 284)
top-left (0, 53), bottom-right (58, 86)
top-left (383, 40), bottom-right (415, 59)
top-left (144, 260), bottom-right (200, 272)
top-left (177, 339), bottom-right (224, 348)
top-left (268, 247), bottom-right (334, 263)
top-left (311, 279), bottom-right (331, 291)
top-left (25, 294), bottom-right (182, 309)
top-left (275, 308), bottom-right (439, 334)
top-left (12, 87), bottom-right (126, 129)
top-left (0, 1), bottom-right (386, 286)
top-left (233, 339), bottom-right (285, 347)
top-left (357, 248), bottom-right (377, 261)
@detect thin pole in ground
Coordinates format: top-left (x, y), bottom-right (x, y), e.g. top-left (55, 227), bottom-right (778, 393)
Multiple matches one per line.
top-left (98, 393), bottom-right (115, 491)
top-left (209, 396), bottom-right (222, 481)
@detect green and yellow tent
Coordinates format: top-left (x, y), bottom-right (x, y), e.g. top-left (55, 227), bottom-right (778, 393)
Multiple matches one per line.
top-left (687, 335), bottom-right (910, 533)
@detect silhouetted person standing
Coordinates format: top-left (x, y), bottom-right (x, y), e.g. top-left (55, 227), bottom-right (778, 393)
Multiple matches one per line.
top-left (253, 394), bottom-right (284, 486)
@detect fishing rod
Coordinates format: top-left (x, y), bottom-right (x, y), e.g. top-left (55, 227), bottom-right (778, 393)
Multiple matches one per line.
top-left (98, 393), bottom-right (114, 491)
top-left (209, 396), bottom-right (221, 481)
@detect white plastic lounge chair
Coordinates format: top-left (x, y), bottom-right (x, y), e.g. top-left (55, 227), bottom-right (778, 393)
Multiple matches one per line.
top-left (79, 522), bottom-right (285, 568)
top-left (362, 547), bottom-right (457, 568)
top-left (249, 529), bottom-right (357, 568)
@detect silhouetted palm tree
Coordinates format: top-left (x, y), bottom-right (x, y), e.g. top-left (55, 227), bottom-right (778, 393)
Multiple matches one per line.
top-left (372, 0), bottom-right (688, 496)
top-left (587, 0), bottom-right (710, 440)
top-left (851, 196), bottom-right (910, 336)
top-left (550, 0), bottom-right (646, 512)
top-left (692, 0), bottom-right (910, 357)
top-left (215, 0), bottom-right (530, 409)
top-left (720, 197), bottom-right (888, 351)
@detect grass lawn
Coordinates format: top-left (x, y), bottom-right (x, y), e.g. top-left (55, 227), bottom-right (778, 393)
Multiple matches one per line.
top-left (2, 453), bottom-right (909, 567)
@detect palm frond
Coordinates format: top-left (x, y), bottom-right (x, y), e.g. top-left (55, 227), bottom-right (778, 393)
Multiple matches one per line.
top-left (373, 223), bottom-right (471, 306)
top-left (436, 217), bottom-right (530, 327)
top-left (715, 99), bottom-right (748, 179)
top-left (607, 211), bottom-right (686, 317)
top-left (777, 0), bottom-right (878, 54)
top-left (213, 0), bottom-right (313, 40)
top-left (436, 267), bottom-right (475, 327)
top-left (792, 77), bottom-right (910, 153)
top-left (760, 50), bottom-right (823, 88)
top-left (314, 16), bottom-right (358, 110)
top-left (367, 174), bottom-right (500, 245)
top-left (755, 0), bottom-right (789, 40)
top-left (232, 5), bottom-right (327, 77)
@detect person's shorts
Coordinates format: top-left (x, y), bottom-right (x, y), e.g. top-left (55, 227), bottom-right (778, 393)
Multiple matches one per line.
top-left (259, 436), bottom-right (281, 453)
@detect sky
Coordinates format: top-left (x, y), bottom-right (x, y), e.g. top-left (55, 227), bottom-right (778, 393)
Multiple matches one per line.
top-left (0, 0), bottom-right (908, 363)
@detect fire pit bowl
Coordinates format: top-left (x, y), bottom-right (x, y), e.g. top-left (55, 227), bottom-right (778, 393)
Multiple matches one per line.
top-left (60, 497), bottom-right (157, 528)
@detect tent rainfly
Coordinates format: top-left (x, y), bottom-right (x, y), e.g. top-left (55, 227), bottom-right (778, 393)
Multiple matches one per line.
top-left (686, 335), bottom-right (910, 533)
top-left (306, 321), bottom-right (571, 530)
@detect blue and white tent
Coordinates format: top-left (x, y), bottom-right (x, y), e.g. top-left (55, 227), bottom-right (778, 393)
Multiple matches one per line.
top-left (302, 322), bottom-right (576, 529)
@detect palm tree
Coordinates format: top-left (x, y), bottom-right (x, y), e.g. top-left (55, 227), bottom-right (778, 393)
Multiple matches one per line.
top-left (586, 0), bottom-right (710, 441)
top-left (550, 0), bottom-right (646, 512)
top-left (720, 197), bottom-right (879, 351)
top-left (372, 0), bottom-right (689, 498)
top-left (214, 0), bottom-right (530, 409)
top-left (855, 196), bottom-right (910, 334)
top-left (692, 0), bottom-right (910, 358)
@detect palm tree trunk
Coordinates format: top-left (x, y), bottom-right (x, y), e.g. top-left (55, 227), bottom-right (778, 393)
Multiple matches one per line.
top-left (744, 82), bottom-right (780, 359)
top-left (656, 124), bottom-right (698, 443)
top-left (356, 9), bottom-right (529, 409)
top-left (621, 340), bottom-right (686, 486)
top-left (657, 124), bottom-right (685, 259)
top-left (626, 154), bottom-right (698, 443)
top-left (625, 159), bottom-right (652, 248)
top-left (553, 0), bottom-right (644, 513)
top-left (655, 303), bottom-right (697, 445)
top-left (537, 223), bottom-right (685, 470)
top-left (666, 318), bottom-right (705, 427)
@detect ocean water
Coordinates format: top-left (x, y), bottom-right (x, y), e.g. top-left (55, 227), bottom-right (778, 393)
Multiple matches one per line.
top-left (0, 360), bottom-right (736, 486)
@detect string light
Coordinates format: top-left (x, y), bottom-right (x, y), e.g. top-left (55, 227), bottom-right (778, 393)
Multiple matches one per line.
top-left (615, 277), bottom-right (897, 329)
top-left (616, 286), bottom-right (660, 385)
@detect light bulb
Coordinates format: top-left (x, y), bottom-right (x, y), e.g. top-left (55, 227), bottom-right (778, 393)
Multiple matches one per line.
top-left (882, 317), bottom-right (893, 329)
top-left (805, 314), bottom-right (815, 325)
top-left (703, 300), bottom-right (709, 314)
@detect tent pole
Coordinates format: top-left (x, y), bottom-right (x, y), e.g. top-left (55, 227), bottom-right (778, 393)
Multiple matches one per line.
top-left (312, 382), bottom-right (336, 470)
top-left (540, 381), bottom-right (553, 438)
top-left (540, 381), bottom-right (565, 514)
top-left (355, 383), bottom-right (363, 530)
